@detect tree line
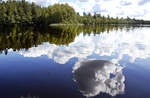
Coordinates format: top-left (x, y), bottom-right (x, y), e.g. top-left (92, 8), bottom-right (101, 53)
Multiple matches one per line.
top-left (0, 0), bottom-right (149, 25)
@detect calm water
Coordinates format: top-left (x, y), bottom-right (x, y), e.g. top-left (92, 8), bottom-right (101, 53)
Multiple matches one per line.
top-left (0, 25), bottom-right (150, 98)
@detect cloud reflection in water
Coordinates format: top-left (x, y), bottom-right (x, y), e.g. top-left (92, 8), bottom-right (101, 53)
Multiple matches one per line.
top-left (73, 59), bottom-right (125, 97)
top-left (16, 27), bottom-right (150, 97)
top-left (19, 28), bottom-right (150, 64)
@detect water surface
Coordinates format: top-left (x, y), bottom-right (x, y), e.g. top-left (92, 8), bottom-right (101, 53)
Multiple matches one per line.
top-left (0, 25), bottom-right (150, 98)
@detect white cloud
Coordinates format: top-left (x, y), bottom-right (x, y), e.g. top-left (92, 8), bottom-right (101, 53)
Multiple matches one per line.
top-left (19, 37), bottom-right (94, 64)
top-left (28, 0), bottom-right (59, 7)
top-left (139, 0), bottom-right (150, 5)
top-left (18, 27), bottom-right (150, 65)
top-left (73, 59), bottom-right (125, 97)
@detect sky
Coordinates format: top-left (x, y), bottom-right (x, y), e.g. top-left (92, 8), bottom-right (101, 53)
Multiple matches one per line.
top-left (24, 0), bottom-right (150, 20)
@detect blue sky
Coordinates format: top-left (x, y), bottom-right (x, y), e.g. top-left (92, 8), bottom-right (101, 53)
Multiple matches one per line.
top-left (4, 0), bottom-right (150, 20)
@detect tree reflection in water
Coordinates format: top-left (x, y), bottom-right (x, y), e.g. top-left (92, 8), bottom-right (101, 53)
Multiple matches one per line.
top-left (0, 25), bottom-right (136, 54)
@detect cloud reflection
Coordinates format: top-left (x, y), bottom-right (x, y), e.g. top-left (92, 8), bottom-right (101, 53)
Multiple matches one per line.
top-left (19, 28), bottom-right (150, 64)
top-left (73, 59), bottom-right (125, 97)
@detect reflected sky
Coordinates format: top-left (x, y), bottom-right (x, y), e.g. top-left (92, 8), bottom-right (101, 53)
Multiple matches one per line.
top-left (73, 59), bottom-right (125, 97)
top-left (18, 27), bottom-right (150, 64)
top-left (16, 27), bottom-right (150, 97)
top-left (0, 26), bottom-right (150, 98)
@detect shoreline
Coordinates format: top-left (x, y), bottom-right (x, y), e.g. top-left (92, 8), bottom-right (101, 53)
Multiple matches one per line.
top-left (49, 24), bottom-right (84, 26)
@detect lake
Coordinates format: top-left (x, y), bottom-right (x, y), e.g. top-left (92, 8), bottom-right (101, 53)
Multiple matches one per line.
top-left (0, 25), bottom-right (150, 98)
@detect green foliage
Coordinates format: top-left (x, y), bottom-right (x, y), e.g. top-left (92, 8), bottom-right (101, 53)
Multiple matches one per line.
top-left (0, 0), bottom-right (149, 25)
top-left (45, 3), bottom-right (78, 24)
top-left (80, 13), bottom-right (147, 25)
top-left (0, 0), bottom-right (42, 24)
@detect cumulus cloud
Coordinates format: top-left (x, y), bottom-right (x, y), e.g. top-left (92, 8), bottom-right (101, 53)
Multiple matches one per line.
top-left (79, 0), bottom-right (89, 2)
top-left (29, 0), bottom-right (59, 7)
top-left (120, 0), bottom-right (132, 6)
top-left (76, 0), bottom-right (150, 20)
top-left (19, 37), bottom-right (95, 64)
top-left (2, 0), bottom-right (150, 20)
top-left (73, 59), bottom-right (125, 97)
top-left (18, 27), bottom-right (150, 64)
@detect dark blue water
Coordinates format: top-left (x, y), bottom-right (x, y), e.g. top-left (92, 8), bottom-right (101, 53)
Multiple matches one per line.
top-left (0, 26), bottom-right (150, 98)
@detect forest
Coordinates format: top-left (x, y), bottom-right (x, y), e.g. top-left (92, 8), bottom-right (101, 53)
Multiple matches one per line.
top-left (0, 0), bottom-right (150, 25)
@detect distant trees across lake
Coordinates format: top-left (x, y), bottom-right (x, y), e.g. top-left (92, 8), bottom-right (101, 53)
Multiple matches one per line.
top-left (0, 0), bottom-right (150, 25)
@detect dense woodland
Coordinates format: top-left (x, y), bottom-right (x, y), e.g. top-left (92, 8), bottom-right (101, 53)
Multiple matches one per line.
top-left (0, 0), bottom-right (150, 25)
